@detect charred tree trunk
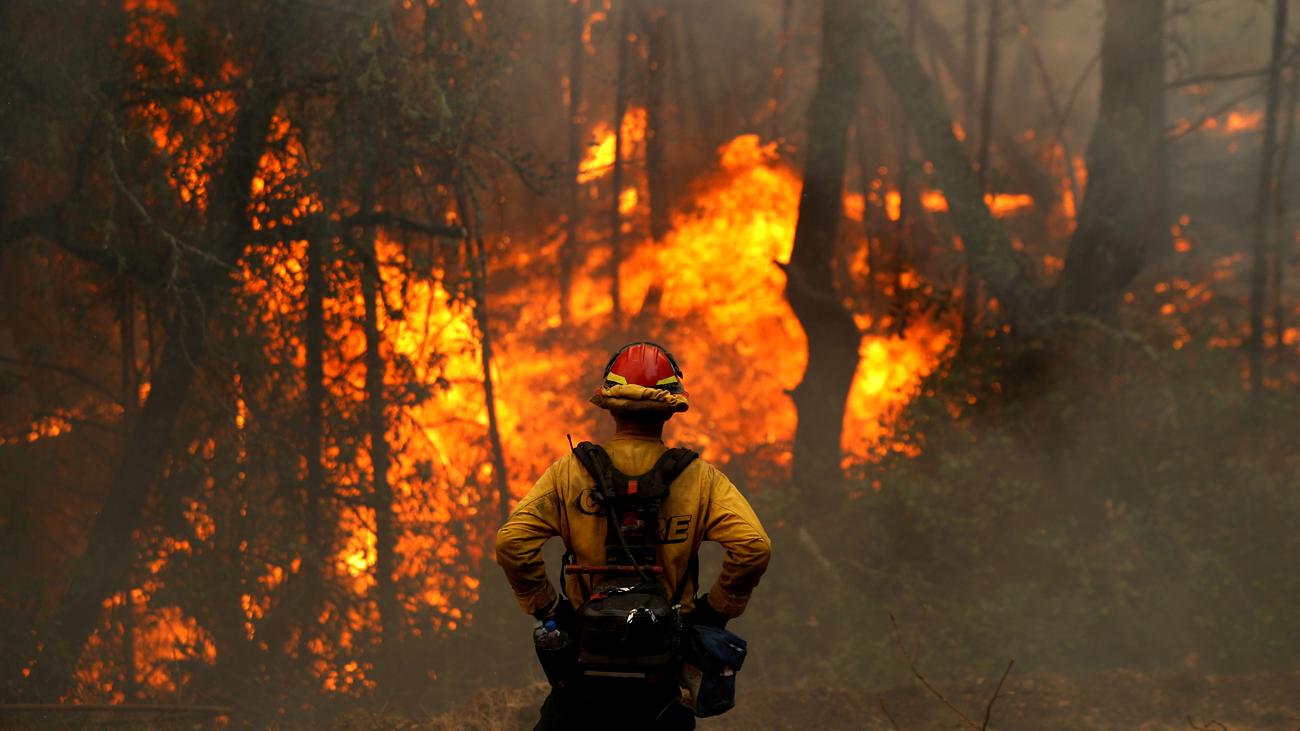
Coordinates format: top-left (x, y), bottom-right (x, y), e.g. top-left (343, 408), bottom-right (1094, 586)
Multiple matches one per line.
top-left (609, 0), bottom-right (632, 328)
top-left (634, 5), bottom-right (670, 328)
top-left (674, 10), bottom-right (717, 153)
top-left (963, 0), bottom-right (978, 134)
top-left (562, 0), bottom-right (584, 326)
top-left (976, 0), bottom-right (1000, 192)
top-left (41, 295), bottom-right (200, 694)
top-left (1271, 59), bottom-right (1300, 362)
top-left (645, 6), bottom-right (669, 243)
top-left (1247, 0), bottom-right (1289, 397)
top-left (358, 215), bottom-right (401, 669)
top-left (360, 238), bottom-right (401, 665)
top-left (121, 591), bottom-right (138, 701)
top-left (962, 0), bottom-right (1000, 350)
top-left (786, 0), bottom-right (866, 512)
top-left (1058, 0), bottom-right (1168, 317)
top-left (771, 0), bottom-right (795, 141)
top-left (248, 234), bottom-right (330, 682)
top-left (458, 186), bottom-right (512, 524)
top-left (36, 75), bottom-right (279, 699)
top-left (862, 0), bottom-right (1021, 316)
top-left (119, 284), bottom-right (138, 423)
top-left (856, 114), bottom-right (882, 323)
top-left (301, 234), bottom-right (327, 640)
top-left (891, 2), bottom-right (919, 336)
top-left (116, 287), bottom-right (138, 702)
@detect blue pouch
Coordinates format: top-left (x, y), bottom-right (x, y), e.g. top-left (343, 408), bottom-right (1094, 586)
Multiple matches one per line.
top-left (678, 624), bottom-right (747, 717)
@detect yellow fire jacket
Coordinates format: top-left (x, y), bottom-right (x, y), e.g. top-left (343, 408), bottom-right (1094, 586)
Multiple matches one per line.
top-left (495, 433), bottom-right (771, 618)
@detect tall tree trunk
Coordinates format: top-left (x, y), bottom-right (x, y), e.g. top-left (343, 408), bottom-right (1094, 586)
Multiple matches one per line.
top-left (360, 242), bottom-right (401, 662)
top-left (634, 7), bottom-right (670, 328)
top-left (36, 77), bottom-right (279, 700)
top-left (976, 0), bottom-right (1000, 192)
top-left (562, 0), bottom-right (584, 326)
top-left (962, 0), bottom-right (1000, 350)
top-left (359, 222), bottom-right (401, 670)
top-left (963, 0), bottom-right (978, 134)
top-left (1247, 0), bottom-right (1289, 397)
top-left (645, 6), bottom-right (669, 244)
top-left (891, 2), bottom-right (919, 336)
top-left (609, 0), bottom-right (631, 328)
top-left (672, 5), bottom-right (717, 153)
top-left (252, 233), bottom-right (328, 684)
top-left (117, 286), bottom-right (138, 702)
top-left (119, 284), bottom-right (138, 423)
top-left (856, 115), bottom-right (882, 323)
top-left (302, 234), bottom-right (327, 642)
top-left (121, 591), bottom-right (138, 701)
top-left (862, 0), bottom-right (1022, 316)
top-left (1271, 59), bottom-right (1300, 362)
top-left (786, 0), bottom-right (866, 512)
top-left (1058, 0), bottom-right (1168, 317)
top-left (458, 186), bottom-right (511, 524)
top-left (771, 0), bottom-right (795, 141)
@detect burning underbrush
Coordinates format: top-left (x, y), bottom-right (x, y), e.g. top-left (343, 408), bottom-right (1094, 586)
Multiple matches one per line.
top-left (60, 116), bottom-right (959, 701)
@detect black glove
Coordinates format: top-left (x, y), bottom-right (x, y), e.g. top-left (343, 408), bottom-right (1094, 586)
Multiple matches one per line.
top-left (533, 596), bottom-right (578, 633)
top-left (684, 594), bottom-right (729, 628)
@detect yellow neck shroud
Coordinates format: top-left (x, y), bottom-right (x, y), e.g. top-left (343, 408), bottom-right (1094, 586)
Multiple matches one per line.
top-left (590, 383), bottom-right (690, 413)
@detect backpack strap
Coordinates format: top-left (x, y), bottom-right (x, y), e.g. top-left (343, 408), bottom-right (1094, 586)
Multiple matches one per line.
top-left (572, 441), bottom-right (618, 503)
top-left (646, 447), bottom-right (699, 498)
top-left (573, 442), bottom-right (702, 600)
top-left (571, 443), bottom-right (699, 506)
top-left (572, 442), bottom-right (644, 570)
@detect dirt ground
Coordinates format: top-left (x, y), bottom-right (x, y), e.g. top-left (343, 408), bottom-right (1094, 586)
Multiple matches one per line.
top-left (333, 670), bottom-right (1300, 731)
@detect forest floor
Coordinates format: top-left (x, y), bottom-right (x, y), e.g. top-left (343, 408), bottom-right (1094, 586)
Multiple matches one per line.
top-left (333, 669), bottom-right (1300, 731)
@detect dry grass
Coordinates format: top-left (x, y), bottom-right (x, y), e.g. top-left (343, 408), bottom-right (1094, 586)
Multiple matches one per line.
top-left (401, 671), bottom-right (1300, 731)
top-left (329, 685), bottom-right (549, 731)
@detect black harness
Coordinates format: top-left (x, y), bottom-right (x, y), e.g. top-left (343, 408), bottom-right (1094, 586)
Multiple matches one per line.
top-left (565, 441), bottom-right (699, 680)
top-left (571, 441), bottom-right (698, 581)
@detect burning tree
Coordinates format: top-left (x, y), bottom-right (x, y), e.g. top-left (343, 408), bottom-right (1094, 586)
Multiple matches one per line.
top-left (1, 0), bottom-right (1298, 726)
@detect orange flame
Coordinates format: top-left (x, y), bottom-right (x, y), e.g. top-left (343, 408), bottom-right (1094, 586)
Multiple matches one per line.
top-left (577, 106), bottom-right (647, 184)
top-left (886, 188), bottom-right (1034, 220)
top-left (79, 0), bottom-right (957, 700)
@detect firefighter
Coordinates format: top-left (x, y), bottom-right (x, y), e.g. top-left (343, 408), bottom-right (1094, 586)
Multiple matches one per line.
top-left (496, 341), bottom-right (772, 731)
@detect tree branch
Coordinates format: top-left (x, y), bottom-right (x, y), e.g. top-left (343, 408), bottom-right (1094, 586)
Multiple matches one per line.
top-left (981, 659), bottom-right (1015, 731)
top-left (889, 613), bottom-right (982, 730)
top-left (0, 356), bottom-right (125, 408)
top-left (346, 211), bottom-right (467, 239)
top-left (0, 201), bottom-right (132, 274)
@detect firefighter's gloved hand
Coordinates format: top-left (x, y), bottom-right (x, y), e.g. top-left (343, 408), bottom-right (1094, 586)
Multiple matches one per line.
top-left (533, 596), bottom-right (578, 634)
top-left (684, 594), bottom-right (729, 628)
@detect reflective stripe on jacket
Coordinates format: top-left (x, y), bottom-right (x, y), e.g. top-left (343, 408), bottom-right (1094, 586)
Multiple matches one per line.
top-left (495, 433), bottom-right (771, 618)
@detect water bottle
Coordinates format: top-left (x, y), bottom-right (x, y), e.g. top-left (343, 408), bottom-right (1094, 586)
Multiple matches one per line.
top-left (533, 619), bottom-right (577, 687)
top-left (533, 619), bottom-right (566, 650)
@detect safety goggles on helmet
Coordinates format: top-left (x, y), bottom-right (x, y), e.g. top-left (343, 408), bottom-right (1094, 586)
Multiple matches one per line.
top-left (602, 341), bottom-right (686, 395)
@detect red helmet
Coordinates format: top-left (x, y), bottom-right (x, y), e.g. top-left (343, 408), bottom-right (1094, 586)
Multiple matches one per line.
top-left (602, 341), bottom-right (686, 396)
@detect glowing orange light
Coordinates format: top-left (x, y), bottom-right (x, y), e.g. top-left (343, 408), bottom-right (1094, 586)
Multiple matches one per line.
top-left (577, 106), bottom-right (646, 184)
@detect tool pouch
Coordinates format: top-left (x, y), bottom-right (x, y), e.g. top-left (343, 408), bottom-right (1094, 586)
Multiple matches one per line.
top-left (678, 624), bottom-right (747, 717)
top-left (577, 585), bottom-right (680, 677)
